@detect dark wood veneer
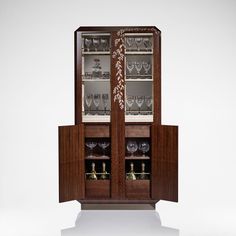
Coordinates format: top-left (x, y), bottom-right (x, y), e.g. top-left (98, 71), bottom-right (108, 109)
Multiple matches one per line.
top-left (125, 125), bottom-right (150, 137)
top-left (85, 180), bottom-right (110, 199)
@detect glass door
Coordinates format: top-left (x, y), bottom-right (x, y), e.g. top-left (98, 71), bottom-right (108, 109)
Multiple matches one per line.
top-left (82, 33), bottom-right (111, 122)
top-left (124, 33), bottom-right (154, 122)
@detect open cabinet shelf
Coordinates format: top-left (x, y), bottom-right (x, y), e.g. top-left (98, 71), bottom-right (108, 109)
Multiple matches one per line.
top-left (58, 26), bottom-right (178, 210)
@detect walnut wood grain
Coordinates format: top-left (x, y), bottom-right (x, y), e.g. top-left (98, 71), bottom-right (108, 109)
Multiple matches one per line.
top-left (59, 125), bottom-right (85, 202)
top-left (151, 125), bottom-right (178, 202)
top-left (125, 125), bottom-right (150, 137)
top-left (84, 125), bottom-right (110, 137)
top-left (126, 180), bottom-right (150, 199)
top-left (85, 180), bottom-right (110, 199)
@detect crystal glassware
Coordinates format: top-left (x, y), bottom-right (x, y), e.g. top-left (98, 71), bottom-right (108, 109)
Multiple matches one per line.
top-left (143, 37), bottom-right (152, 50)
top-left (93, 93), bottom-right (101, 115)
top-left (84, 38), bottom-right (92, 52)
top-left (85, 94), bottom-right (93, 115)
top-left (102, 93), bottom-right (109, 115)
top-left (127, 140), bottom-right (138, 157)
top-left (126, 37), bottom-right (135, 50)
top-left (145, 96), bottom-right (152, 113)
top-left (98, 141), bottom-right (110, 157)
top-left (138, 141), bottom-right (150, 157)
top-left (127, 61), bottom-right (134, 74)
top-left (142, 62), bottom-right (151, 74)
top-left (126, 95), bottom-right (135, 115)
top-left (85, 141), bottom-right (97, 158)
top-left (93, 38), bottom-right (100, 51)
top-left (135, 95), bottom-right (144, 114)
top-left (135, 37), bottom-right (143, 51)
top-left (101, 38), bottom-right (108, 51)
top-left (135, 62), bottom-right (142, 75)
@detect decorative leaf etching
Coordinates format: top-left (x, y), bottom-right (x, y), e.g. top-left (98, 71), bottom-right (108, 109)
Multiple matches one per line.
top-left (112, 27), bottom-right (159, 110)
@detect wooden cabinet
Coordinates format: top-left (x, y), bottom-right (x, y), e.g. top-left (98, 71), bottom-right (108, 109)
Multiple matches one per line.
top-left (59, 26), bottom-right (178, 209)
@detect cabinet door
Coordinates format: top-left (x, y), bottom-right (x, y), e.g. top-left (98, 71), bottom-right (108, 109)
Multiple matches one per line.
top-left (151, 125), bottom-right (178, 202)
top-left (59, 125), bottom-right (85, 202)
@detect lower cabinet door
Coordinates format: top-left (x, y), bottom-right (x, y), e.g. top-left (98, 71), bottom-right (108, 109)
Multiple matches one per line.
top-left (151, 125), bottom-right (178, 202)
top-left (59, 125), bottom-right (85, 202)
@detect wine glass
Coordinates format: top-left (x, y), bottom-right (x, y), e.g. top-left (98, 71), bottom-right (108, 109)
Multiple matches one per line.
top-left (139, 141), bottom-right (150, 157)
top-left (102, 93), bottom-right (109, 115)
top-left (93, 93), bottom-right (101, 115)
top-left (126, 37), bottom-right (135, 50)
top-left (127, 61), bottom-right (134, 74)
top-left (135, 37), bottom-right (143, 51)
top-left (84, 38), bottom-right (92, 52)
top-left (93, 38), bottom-right (100, 51)
top-left (135, 62), bottom-right (142, 75)
top-left (85, 94), bottom-right (93, 115)
top-left (126, 95), bottom-right (135, 115)
top-left (142, 62), bottom-right (151, 74)
top-left (127, 140), bottom-right (138, 157)
top-left (143, 38), bottom-right (152, 50)
top-left (101, 38), bottom-right (108, 51)
top-left (145, 96), bottom-right (152, 113)
top-left (85, 141), bottom-right (97, 157)
top-left (98, 141), bottom-right (110, 157)
top-left (135, 95), bottom-right (144, 114)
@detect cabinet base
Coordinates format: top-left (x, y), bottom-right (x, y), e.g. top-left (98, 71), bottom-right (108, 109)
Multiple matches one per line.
top-left (81, 203), bottom-right (155, 210)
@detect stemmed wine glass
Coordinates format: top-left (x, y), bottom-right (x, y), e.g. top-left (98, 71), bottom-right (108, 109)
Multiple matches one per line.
top-left (84, 38), bottom-right (92, 52)
top-left (85, 141), bottom-right (97, 157)
top-left (93, 94), bottom-right (101, 115)
top-left (135, 95), bottom-right (144, 114)
top-left (139, 141), bottom-right (150, 157)
top-left (102, 93), bottom-right (109, 115)
top-left (85, 94), bottom-right (93, 115)
top-left (135, 62), bottom-right (142, 75)
top-left (127, 140), bottom-right (138, 157)
top-left (142, 62), bottom-right (151, 74)
top-left (143, 38), bottom-right (152, 51)
top-left (93, 38), bottom-right (100, 51)
top-left (98, 141), bottom-right (110, 157)
top-left (127, 61), bottom-right (134, 74)
top-left (135, 37), bottom-right (143, 51)
top-left (145, 96), bottom-right (152, 113)
top-left (101, 38), bottom-right (108, 51)
top-left (126, 37), bottom-right (135, 50)
top-left (126, 95), bottom-right (135, 115)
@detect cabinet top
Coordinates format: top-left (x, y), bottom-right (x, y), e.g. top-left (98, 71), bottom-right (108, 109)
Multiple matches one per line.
top-left (76, 26), bottom-right (161, 33)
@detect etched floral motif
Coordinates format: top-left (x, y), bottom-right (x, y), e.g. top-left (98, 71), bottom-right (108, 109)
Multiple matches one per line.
top-left (112, 27), bottom-right (159, 110)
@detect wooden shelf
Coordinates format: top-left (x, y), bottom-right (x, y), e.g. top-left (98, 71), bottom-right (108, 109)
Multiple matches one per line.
top-left (82, 51), bottom-right (110, 55)
top-left (85, 156), bottom-right (110, 160)
top-left (125, 156), bottom-right (150, 160)
top-left (125, 51), bottom-right (153, 55)
top-left (82, 79), bottom-right (110, 82)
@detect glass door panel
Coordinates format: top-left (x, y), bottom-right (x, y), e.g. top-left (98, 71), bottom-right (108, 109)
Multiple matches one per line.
top-left (82, 33), bottom-right (111, 122)
top-left (124, 33), bottom-right (154, 122)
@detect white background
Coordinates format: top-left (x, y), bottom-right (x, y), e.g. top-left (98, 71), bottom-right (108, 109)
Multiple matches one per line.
top-left (1, 0), bottom-right (236, 235)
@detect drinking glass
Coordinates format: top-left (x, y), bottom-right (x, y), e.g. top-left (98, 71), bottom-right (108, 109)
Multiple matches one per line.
top-left (93, 38), bottom-right (100, 51)
top-left (135, 96), bottom-right (144, 114)
top-left (139, 141), bottom-right (150, 157)
top-left (93, 94), bottom-right (101, 115)
top-left (127, 61), bottom-right (134, 74)
top-left (142, 62), bottom-right (151, 74)
top-left (126, 95), bottom-right (135, 115)
top-left (135, 62), bottom-right (142, 75)
top-left (98, 141), bottom-right (110, 157)
top-left (145, 96), bottom-right (152, 112)
top-left (135, 37), bottom-right (143, 51)
top-left (143, 38), bottom-right (152, 50)
top-left (126, 37), bottom-right (135, 50)
top-left (102, 93), bottom-right (109, 115)
top-left (85, 94), bottom-right (93, 115)
top-left (84, 38), bottom-right (92, 52)
top-left (101, 38), bottom-right (108, 51)
top-left (85, 141), bottom-right (97, 157)
top-left (127, 140), bottom-right (138, 157)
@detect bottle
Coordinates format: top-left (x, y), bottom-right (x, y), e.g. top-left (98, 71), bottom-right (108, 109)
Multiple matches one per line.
top-left (139, 162), bottom-right (147, 180)
top-left (88, 162), bottom-right (97, 180)
top-left (126, 162), bottom-right (136, 180)
top-left (100, 162), bottom-right (108, 180)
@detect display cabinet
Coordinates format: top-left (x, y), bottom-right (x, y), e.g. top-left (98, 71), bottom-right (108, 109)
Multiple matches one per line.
top-left (59, 26), bottom-right (178, 210)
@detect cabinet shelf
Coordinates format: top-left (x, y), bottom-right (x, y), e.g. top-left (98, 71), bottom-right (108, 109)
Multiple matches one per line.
top-left (125, 115), bottom-right (153, 122)
top-left (125, 51), bottom-right (153, 55)
top-left (82, 79), bottom-right (110, 82)
top-left (85, 156), bottom-right (110, 160)
top-left (82, 115), bottom-right (110, 123)
top-left (82, 51), bottom-right (111, 55)
top-left (125, 156), bottom-right (150, 160)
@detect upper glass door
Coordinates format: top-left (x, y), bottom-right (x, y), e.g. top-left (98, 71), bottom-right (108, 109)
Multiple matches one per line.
top-left (82, 33), bottom-right (111, 122)
top-left (124, 33), bottom-right (154, 122)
